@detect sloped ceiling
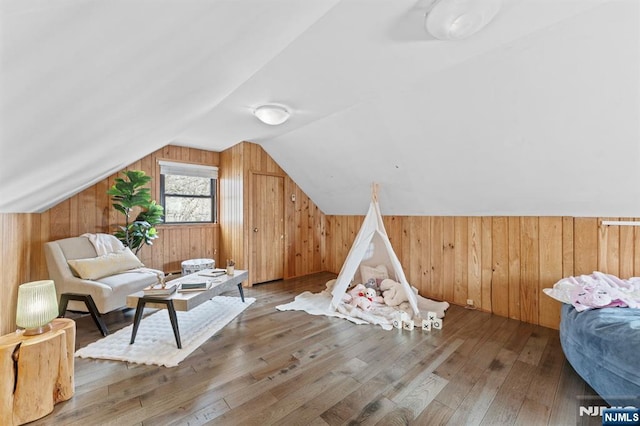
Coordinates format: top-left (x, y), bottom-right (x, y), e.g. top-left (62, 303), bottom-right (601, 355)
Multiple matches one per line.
top-left (1, 0), bottom-right (639, 216)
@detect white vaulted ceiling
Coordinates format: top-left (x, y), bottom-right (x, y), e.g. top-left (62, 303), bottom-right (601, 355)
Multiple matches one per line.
top-left (1, 0), bottom-right (639, 216)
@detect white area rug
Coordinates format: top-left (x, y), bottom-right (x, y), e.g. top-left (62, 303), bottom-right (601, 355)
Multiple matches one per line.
top-left (276, 291), bottom-right (394, 330)
top-left (76, 296), bottom-right (255, 367)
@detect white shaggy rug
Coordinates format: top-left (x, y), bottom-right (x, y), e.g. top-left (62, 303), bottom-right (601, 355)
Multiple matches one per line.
top-left (276, 291), bottom-right (394, 330)
top-left (76, 296), bottom-right (255, 367)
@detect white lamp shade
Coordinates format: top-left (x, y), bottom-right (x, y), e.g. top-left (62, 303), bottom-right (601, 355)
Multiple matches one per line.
top-left (15, 280), bottom-right (59, 331)
top-left (254, 104), bottom-right (291, 125)
top-left (426, 0), bottom-right (502, 40)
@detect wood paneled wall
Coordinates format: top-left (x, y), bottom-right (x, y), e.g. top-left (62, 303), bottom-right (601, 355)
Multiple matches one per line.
top-left (2, 141), bottom-right (639, 334)
top-left (324, 216), bottom-right (640, 329)
top-left (48, 145), bottom-right (221, 273)
top-left (0, 213), bottom-right (51, 335)
top-left (219, 142), bottom-right (326, 284)
top-left (284, 175), bottom-right (326, 278)
top-left (219, 143), bottom-right (246, 273)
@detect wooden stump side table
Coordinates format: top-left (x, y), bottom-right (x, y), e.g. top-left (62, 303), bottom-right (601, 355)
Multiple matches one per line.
top-left (0, 318), bottom-right (75, 425)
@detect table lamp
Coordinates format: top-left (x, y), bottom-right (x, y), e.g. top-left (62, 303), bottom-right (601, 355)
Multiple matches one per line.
top-left (15, 280), bottom-right (59, 335)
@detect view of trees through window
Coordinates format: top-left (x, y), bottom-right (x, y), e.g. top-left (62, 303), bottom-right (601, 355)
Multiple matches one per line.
top-left (162, 175), bottom-right (216, 223)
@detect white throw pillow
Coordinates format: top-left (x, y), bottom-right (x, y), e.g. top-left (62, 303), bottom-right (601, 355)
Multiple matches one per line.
top-left (360, 264), bottom-right (389, 284)
top-left (68, 248), bottom-right (144, 280)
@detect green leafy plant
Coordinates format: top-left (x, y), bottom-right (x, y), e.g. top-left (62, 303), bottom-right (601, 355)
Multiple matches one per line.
top-left (107, 170), bottom-right (164, 255)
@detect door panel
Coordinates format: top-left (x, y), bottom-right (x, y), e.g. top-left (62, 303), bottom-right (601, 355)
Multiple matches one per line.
top-left (251, 174), bottom-right (284, 284)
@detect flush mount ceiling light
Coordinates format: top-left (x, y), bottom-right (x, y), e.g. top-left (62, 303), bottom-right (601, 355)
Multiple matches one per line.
top-left (253, 104), bottom-right (291, 125)
top-left (426, 0), bottom-right (502, 41)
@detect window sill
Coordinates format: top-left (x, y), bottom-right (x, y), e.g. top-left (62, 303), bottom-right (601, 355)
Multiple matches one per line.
top-left (157, 223), bottom-right (219, 229)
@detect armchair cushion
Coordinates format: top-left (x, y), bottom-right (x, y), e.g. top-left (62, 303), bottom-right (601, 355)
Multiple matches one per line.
top-left (68, 247), bottom-right (143, 280)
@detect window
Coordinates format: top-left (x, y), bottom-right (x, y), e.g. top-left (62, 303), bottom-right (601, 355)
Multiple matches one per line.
top-left (159, 161), bottom-right (218, 223)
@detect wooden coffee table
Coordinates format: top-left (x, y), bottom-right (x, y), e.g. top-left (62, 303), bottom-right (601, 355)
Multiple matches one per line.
top-left (126, 269), bottom-right (248, 349)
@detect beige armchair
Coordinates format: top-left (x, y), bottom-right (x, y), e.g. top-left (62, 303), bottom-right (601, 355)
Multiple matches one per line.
top-left (44, 234), bottom-right (162, 335)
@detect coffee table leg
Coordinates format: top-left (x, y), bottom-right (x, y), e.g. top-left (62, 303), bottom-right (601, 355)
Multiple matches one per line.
top-left (166, 300), bottom-right (182, 349)
top-left (130, 299), bottom-right (146, 344)
top-left (237, 283), bottom-right (245, 302)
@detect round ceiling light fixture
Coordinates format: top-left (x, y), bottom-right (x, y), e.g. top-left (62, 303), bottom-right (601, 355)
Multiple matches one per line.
top-left (425, 0), bottom-right (502, 41)
top-left (253, 104), bottom-right (291, 125)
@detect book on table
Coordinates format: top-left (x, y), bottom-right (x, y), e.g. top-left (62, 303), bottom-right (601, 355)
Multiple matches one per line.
top-left (143, 281), bottom-right (178, 296)
top-left (178, 279), bottom-right (212, 293)
top-left (197, 269), bottom-right (227, 278)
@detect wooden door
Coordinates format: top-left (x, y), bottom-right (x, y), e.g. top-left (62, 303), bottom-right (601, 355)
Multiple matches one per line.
top-left (251, 174), bottom-right (284, 284)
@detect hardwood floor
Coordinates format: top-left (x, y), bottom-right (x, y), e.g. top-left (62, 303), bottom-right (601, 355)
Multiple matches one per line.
top-left (34, 272), bottom-right (605, 426)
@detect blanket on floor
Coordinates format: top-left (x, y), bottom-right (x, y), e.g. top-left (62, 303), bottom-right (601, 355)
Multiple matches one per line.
top-left (276, 290), bottom-right (396, 330)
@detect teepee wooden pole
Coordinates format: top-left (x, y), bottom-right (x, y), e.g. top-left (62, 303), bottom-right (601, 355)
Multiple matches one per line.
top-left (371, 182), bottom-right (379, 202)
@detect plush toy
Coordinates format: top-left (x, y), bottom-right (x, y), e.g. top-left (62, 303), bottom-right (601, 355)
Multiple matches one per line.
top-left (380, 278), bottom-right (450, 318)
top-left (379, 278), bottom-right (409, 306)
top-left (364, 278), bottom-right (381, 293)
top-left (342, 283), bottom-right (374, 310)
top-left (365, 287), bottom-right (384, 304)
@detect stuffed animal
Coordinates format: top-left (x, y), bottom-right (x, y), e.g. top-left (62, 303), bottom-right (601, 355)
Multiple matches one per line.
top-left (380, 278), bottom-right (450, 318)
top-left (342, 283), bottom-right (374, 310)
top-left (365, 287), bottom-right (384, 304)
top-left (364, 277), bottom-right (381, 293)
top-left (379, 278), bottom-right (409, 306)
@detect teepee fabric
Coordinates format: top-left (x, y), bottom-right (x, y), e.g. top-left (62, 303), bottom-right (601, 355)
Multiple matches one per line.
top-left (329, 188), bottom-right (419, 316)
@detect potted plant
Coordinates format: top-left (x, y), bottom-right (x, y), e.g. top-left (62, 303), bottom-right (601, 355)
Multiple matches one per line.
top-left (107, 170), bottom-right (164, 255)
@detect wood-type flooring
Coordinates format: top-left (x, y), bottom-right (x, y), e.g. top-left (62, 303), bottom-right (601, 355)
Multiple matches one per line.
top-left (33, 272), bottom-right (605, 425)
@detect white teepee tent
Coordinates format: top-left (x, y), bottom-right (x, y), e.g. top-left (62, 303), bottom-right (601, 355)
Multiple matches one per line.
top-left (330, 185), bottom-right (420, 316)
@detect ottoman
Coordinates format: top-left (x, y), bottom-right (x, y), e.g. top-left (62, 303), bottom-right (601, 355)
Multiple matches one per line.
top-left (181, 258), bottom-right (215, 275)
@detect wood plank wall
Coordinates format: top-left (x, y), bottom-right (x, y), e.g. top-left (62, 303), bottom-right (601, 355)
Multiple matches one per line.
top-left (1, 141), bottom-right (638, 334)
top-left (48, 145), bottom-right (221, 273)
top-left (324, 216), bottom-right (640, 330)
top-left (284, 175), bottom-right (326, 278)
top-left (219, 143), bottom-right (246, 274)
top-left (219, 142), bottom-right (326, 285)
top-left (0, 214), bottom-right (51, 335)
